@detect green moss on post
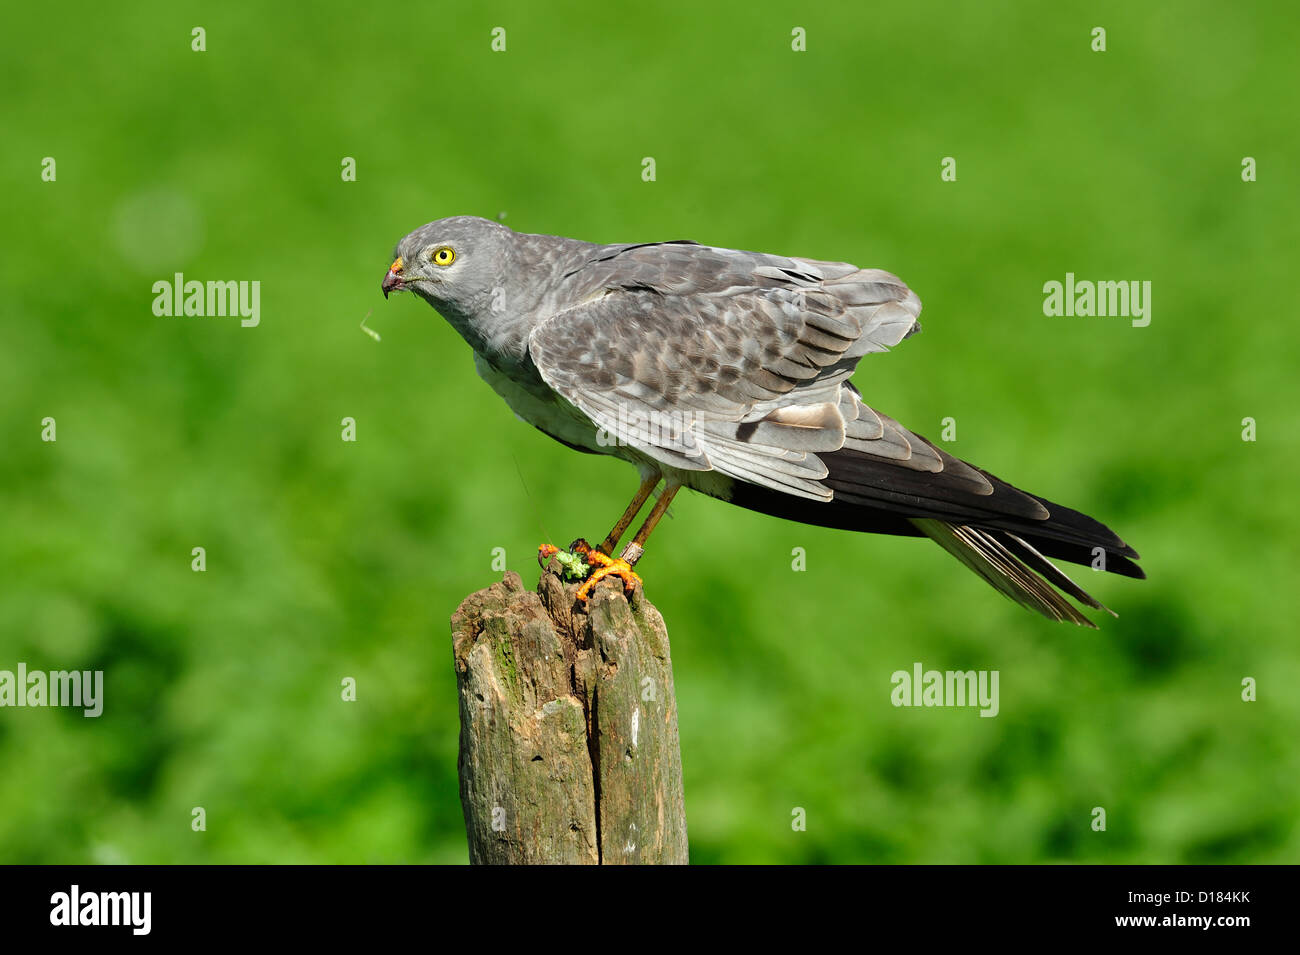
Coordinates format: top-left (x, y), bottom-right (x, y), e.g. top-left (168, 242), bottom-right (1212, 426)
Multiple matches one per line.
top-left (451, 566), bottom-right (688, 865)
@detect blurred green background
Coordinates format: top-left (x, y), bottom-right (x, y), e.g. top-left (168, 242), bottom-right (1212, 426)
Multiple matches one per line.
top-left (2, 0), bottom-right (1297, 863)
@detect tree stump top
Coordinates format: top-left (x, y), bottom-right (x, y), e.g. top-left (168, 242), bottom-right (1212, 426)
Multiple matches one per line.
top-left (451, 562), bottom-right (687, 865)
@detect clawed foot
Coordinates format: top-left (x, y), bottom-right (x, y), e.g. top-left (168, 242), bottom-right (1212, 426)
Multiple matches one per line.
top-left (574, 546), bottom-right (641, 601)
top-left (537, 539), bottom-right (641, 601)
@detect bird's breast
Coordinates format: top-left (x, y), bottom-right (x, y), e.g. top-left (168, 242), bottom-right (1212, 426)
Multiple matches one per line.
top-left (473, 352), bottom-right (610, 455)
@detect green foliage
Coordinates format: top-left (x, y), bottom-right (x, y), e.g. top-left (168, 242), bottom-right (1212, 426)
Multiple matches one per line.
top-left (2, 0), bottom-right (1297, 863)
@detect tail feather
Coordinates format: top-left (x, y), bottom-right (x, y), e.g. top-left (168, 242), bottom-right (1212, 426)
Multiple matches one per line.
top-left (911, 519), bottom-right (1105, 628)
top-left (995, 529), bottom-right (1144, 580)
top-left (722, 446), bottom-right (1142, 626)
top-left (995, 531), bottom-right (1116, 616)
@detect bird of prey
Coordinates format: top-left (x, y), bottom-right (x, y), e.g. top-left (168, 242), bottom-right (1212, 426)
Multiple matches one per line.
top-left (381, 216), bottom-right (1142, 626)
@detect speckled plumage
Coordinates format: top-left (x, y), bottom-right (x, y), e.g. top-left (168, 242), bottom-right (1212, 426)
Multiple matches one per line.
top-left (383, 216), bottom-right (1142, 625)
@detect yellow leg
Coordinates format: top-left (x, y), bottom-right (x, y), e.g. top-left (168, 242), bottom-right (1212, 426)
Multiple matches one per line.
top-left (598, 472), bottom-right (661, 555)
top-left (618, 481), bottom-right (680, 567)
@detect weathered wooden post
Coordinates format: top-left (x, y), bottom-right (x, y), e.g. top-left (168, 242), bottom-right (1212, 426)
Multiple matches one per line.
top-left (451, 559), bottom-right (688, 864)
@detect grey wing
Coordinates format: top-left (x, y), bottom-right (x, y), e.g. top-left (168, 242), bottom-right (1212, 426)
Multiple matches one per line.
top-left (527, 249), bottom-right (932, 500)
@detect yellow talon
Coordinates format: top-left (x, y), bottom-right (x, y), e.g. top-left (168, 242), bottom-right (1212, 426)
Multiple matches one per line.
top-left (575, 551), bottom-right (641, 600)
top-left (538, 539), bottom-right (642, 600)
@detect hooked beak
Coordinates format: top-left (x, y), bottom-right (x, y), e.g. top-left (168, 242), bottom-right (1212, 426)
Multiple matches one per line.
top-left (381, 257), bottom-right (405, 298)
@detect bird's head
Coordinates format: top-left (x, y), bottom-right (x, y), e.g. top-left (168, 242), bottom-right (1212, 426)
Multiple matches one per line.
top-left (381, 215), bottom-right (512, 315)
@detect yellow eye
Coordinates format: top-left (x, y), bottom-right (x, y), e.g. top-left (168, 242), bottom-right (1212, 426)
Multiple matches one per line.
top-left (431, 246), bottom-right (456, 266)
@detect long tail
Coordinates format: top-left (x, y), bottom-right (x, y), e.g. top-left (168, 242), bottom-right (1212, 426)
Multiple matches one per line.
top-left (910, 519), bottom-right (1114, 628)
top-left (724, 440), bottom-right (1142, 627)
